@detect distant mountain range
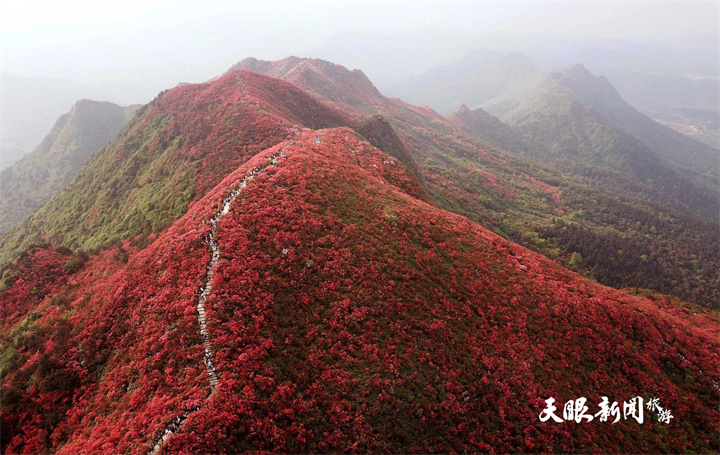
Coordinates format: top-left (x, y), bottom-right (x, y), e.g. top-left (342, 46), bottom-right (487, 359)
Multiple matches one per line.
top-left (354, 32), bottom-right (719, 147)
top-left (490, 63), bottom-right (717, 175)
top-left (390, 51), bottom-right (718, 207)
top-left (314, 30), bottom-right (718, 103)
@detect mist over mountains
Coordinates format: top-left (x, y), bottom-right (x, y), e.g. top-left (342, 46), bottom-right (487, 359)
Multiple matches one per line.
top-left (4, 29), bottom-right (717, 168)
top-left (317, 31), bottom-right (719, 148)
top-left (0, 73), bottom-right (156, 170)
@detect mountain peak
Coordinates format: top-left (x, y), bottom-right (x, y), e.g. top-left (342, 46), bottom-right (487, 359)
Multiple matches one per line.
top-left (565, 62), bottom-right (592, 76)
top-left (446, 104), bottom-right (527, 153)
top-left (0, 99), bottom-right (135, 233)
top-left (230, 56), bottom-right (385, 110)
top-left (497, 51), bottom-right (538, 70)
top-left (539, 63), bottom-right (624, 109)
top-left (67, 98), bottom-right (114, 115)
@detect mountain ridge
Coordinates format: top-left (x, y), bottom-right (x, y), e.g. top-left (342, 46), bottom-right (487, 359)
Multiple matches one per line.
top-left (3, 56), bottom-right (716, 307)
top-left (0, 70), bottom-right (351, 264)
top-left (446, 104), bottom-right (529, 154)
top-left (0, 99), bottom-right (139, 233)
top-left (499, 63), bottom-right (718, 181)
top-left (2, 126), bottom-right (718, 453)
top-left (231, 57), bottom-right (385, 110)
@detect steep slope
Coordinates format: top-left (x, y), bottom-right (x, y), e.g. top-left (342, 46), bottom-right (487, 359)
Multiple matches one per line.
top-left (446, 105), bottom-right (529, 154)
top-left (0, 71), bottom-right (353, 265)
top-left (492, 65), bottom-right (717, 216)
top-left (226, 57), bottom-right (719, 308)
top-left (495, 64), bottom-right (719, 187)
top-left (0, 100), bottom-right (139, 233)
top-left (231, 56), bottom-right (386, 111)
top-left (1, 128), bottom-right (718, 453)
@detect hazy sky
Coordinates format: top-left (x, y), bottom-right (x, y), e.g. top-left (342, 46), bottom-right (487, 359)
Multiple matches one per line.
top-left (1, 1), bottom-right (718, 97)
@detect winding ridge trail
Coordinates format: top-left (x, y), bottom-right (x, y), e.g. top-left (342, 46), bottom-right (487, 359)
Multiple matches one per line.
top-left (147, 148), bottom-right (286, 454)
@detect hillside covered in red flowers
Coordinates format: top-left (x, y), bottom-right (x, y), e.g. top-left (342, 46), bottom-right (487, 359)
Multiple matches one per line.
top-left (2, 59), bottom-right (718, 308)
top-left (232, 57), bottom-right (719, 308)
top-left (1, 126), bottom-right (718, 453)
top-left (0, 58), bottom-right (719, 454)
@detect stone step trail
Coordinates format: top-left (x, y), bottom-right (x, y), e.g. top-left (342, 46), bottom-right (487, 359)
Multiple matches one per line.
top-left (146, 149), bottom-right (286, 454)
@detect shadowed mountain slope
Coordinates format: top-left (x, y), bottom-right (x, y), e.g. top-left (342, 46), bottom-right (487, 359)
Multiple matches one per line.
top-left (494, 64), bottom-right (719, 190)
top-left (446, 104), bottom-right (529, 154)
top-left (0, 100), bottom-right (139, 233)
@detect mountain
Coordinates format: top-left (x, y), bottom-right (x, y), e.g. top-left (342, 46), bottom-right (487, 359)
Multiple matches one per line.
top-left (231, 57), bottom-right (385, 111)
top-left (389, 50), bottom-right (718, 191)
top-left (2, 125), bottom-right (718, 453)
top-left (0, 100), bottom-right (139, 233)
top-left (583, 67), bottom-right (719, 148)
top-left (229, 56), bottom-right (532, 166)
top-left (227, 57), bottom-right (720, 308)
top-left (487, 65), bottom-right (718, 214)
top-left (446, 105), bottom-right (529, 154)
top-left (5, 57), bottom-right (712, 308)
top-left (387, 51), bottom-right (540, 115)
top-left (0, 69), bottom-right (430, 266)
top-left (493, 64), bottom-right (719, 185)
top-left (397, 53), bottom-right (717, 215)
top-left (1, 58), bottom-right (717, 309)
top-left (0, 73), bottom-right (153, 170)
top-left (313, 31), bottom-right (719, 147)
top-left (313, 30), bottom-right (718, 90)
